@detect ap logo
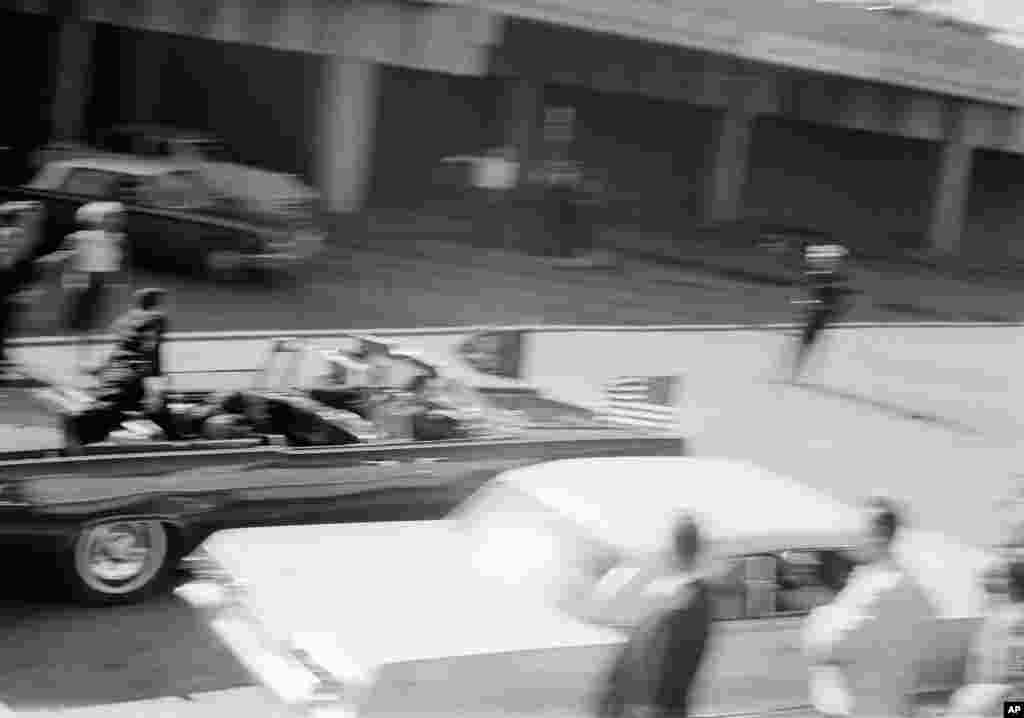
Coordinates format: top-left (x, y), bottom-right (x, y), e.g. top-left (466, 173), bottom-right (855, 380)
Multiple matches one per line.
top-left (1006, 701), bottom-right (1024, 717)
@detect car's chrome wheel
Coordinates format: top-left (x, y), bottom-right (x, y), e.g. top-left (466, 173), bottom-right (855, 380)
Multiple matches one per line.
top-left (71, 520), bottom-right (171, 603)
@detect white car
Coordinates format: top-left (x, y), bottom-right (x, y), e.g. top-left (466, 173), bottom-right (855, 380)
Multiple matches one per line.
top-left (179, 456), bottom-right (994, 717)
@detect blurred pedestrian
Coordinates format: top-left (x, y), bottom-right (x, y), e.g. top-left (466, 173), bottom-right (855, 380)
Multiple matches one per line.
top-left (0, 201), bottom-right (45, 377)
top-left (788, 243), bottom-right (854, 383)
top-left (946, 559), bottom-right (1024, 715)
top-left (472, 146), bottom-right (519, 247)
top-left (543, 156), bottom-right (583, 259)
top-left (803, 497), bottom-right (936, 717)
top-left (595, 513), bottom-right (713, 718)
top-left (0, 203), bottom-right (23, 376)
top-left (62, 201), bottom-right (125, 374)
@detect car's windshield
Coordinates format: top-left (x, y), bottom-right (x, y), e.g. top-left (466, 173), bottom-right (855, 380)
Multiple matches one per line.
top-left (143, 170), bottom-right (216, 210)
top-left (27, 165), bottom-right (68, 191)
top-left (454, 482), bottom-right (622, 611)
top-left (181, 140), bottom-right (233, 163)
top-left (424, 376), bottom-right (487, 410)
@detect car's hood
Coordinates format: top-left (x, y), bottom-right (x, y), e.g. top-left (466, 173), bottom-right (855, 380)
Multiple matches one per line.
top-left (202, 521), bottom-right (623, 668)
top-left (196, 162), bottom-right (318, 204)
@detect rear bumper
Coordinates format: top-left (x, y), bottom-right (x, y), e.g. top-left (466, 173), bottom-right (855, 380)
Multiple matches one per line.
top-left (241, 252), bottom-right (306, 270)
top-left (244, 230), bottom-right (325, 270)
top-left (176, 584), bottom-right (354, 717)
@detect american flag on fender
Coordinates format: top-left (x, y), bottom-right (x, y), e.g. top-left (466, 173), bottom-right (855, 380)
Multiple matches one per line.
top-left (600, 376), bottom-right (682, 430)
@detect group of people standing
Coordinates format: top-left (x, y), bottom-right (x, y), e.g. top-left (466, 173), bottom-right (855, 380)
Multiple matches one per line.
top-left (0, 199), bottom-right (125, 374)
top-left (0, 200), bottom-right (172, 446)
top-left (593, 499), bottom-right (1024, 718)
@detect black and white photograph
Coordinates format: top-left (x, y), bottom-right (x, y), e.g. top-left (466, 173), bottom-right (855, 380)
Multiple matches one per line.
top-left (1, 0), bottom-right (1024, 716)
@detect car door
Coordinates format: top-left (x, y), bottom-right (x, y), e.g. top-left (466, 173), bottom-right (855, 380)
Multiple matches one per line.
top-left (150, 170), bottom-right (258, 273)
top-left (694, 549), bottom-right (854, 715)
top-left (113, 173), bottom-right (166, 268)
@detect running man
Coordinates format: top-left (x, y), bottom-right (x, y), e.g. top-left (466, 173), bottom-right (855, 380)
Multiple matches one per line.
top-left (789, 243), bottom-right (854, 383)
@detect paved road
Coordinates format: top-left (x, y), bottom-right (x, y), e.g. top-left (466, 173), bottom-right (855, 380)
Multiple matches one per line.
top-left (9, 235), bottom-right (1023, 341)
top-left (2, 324), bottom-right (1021, 716)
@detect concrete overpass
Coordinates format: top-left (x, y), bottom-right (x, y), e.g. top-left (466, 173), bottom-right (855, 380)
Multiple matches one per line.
top-left (5, 0), bottom-right (1024, 259)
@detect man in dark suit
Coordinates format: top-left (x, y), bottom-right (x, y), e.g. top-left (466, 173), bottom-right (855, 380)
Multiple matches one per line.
top-left (595, 514), bottom-right (712, 718)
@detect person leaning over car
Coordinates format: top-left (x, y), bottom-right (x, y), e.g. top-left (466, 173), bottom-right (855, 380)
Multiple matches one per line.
top-left (946, 559), bottom-right (1024, 716)
top-left (802, 497), bottom-right (937, 717)
top-left (594, 513), bottom-right (713, 718)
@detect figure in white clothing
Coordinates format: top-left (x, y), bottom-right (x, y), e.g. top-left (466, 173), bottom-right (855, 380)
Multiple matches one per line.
top-left (62, 202), bottom-right (125, 373)
top-left (802, 497), bottom-right (937, 717)
top-left (947, 559), bottom-right (1024, 715)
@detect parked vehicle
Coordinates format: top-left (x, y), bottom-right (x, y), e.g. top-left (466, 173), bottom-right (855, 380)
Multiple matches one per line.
top-left (32, 124), bottom-right (321, 227)
top-left (179, 456), bottom-right (993, 718)
top-left (2, 156), bottom-right (324, 279)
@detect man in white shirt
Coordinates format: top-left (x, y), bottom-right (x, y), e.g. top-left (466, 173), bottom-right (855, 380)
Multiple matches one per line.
top-left (946, 558), bottom-right (1024, 715)
top-left (472, 146), bottom-right (519, 248)
top-left (63, 202), bottom-right (125, 373)
top-left (803, 497), bottom-right (937, 717)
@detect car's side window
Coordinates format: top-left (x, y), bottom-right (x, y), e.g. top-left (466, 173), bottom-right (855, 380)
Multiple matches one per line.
top-left (134, 177), bottom-right (160, 208)
top-left (709, 549), bottom-right (855, 621)
top-left (60, 169), bottom-right (118, 199)
top-left (115, 174), bottom-right (143, 205)
top-left (104, 131), bottom-right (132, 154)
top-left (136, 172), bottom-right (209, 211)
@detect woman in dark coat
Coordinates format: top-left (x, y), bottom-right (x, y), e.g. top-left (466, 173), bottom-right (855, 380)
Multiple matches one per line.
top-left (63, 288), bottom-right (173, 449)
top-left (93, 288), bottom-right (169, 411)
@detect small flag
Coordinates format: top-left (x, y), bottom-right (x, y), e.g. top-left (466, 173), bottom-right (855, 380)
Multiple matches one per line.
top-left (601, 376), bottom-right (681, 430)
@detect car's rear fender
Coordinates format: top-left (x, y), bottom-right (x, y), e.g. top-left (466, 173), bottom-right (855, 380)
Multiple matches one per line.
top-left (363, 643), bottom-right (621, 718)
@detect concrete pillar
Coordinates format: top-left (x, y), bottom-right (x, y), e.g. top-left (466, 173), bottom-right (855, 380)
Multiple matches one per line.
top-left (317, 56), bottom-right (379, 214)
top-left (50, 18), bottom-right (95, 141)
top-left (497, 76), bottom-right (543, 196)
top-left (131, 36), bottom-right (171, 124)
top-left (495, 76), bottom-right (544, 250)
top-left (926, 105), bottom-right (976, 255)
top-left (704, 108), bottom-right (755, 225)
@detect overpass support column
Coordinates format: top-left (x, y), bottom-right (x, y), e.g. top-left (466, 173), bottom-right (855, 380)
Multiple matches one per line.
top-left (497, 76), bottom-right (544, 249)
top-left (499, 76), bottom-right (543, 190)
top-left (317, 56), bottom-right (379, 214)
top-left (131, 38), bottom-right (171, 124)
top-left (50, 17), bottom-right (95, 141)
top-left (704, 108), bottom-right (755, 225)
top-left (926, 105), bottom-right (976, 255)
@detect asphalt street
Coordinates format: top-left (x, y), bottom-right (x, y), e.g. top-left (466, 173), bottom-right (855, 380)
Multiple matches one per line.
top-left (8, 232), bottom-right (1024, 339)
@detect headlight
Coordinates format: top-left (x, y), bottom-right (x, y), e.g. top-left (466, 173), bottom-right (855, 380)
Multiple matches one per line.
top-left (289, 633), bottom-right (373, 717)
top-left (175, 552), bottom-right (247, 612)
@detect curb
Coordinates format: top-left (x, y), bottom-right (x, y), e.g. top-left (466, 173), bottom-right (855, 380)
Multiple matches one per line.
top-left (9, 321), bottom-right (1024, 349)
